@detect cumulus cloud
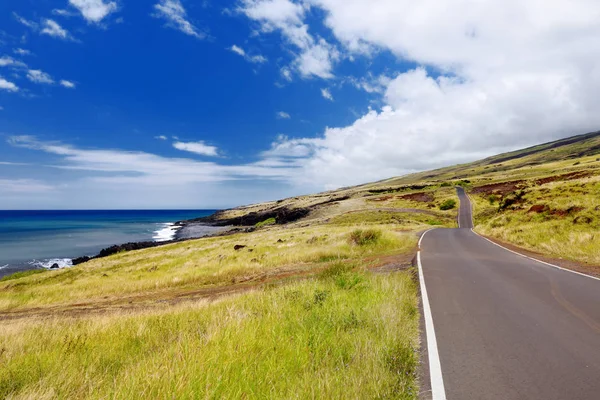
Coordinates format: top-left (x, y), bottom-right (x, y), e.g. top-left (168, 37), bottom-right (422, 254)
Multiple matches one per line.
top-left (277, 111), bottom-right (291, 119)
top-left (172, 141), bottom-right (219, 156)
top-left (238, 0), bottom-right (339, 79)
top-left (229, 45), bottom-right (267, 64)
top-left (0, 78), bottom-right (19, 92)
top-left (60, 80), bottom-right (76, 88)
top-left (68, 0), bottom-right (118, 23)
top-left (27, 69), bottom-right (55, 84)
top-left (320, 88), bottom-right (333, 101)
top-left (251, 0), bottom-right (600, 190)
top-left (41, 19), bottom-right (72, 40)
top-left (155, 135), bottom-right (168, 140)
top-left (153, 0), bottom-right (206, 39)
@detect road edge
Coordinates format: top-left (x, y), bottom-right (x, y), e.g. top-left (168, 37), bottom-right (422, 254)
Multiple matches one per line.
top-left (471, 230), bottom-right (600, 282)
top-left (417, 229), bottom-right (447, 400)
top-left (462, 187), bottom-right (600, 282)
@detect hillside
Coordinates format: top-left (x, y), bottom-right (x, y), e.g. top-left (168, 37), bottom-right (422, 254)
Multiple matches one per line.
top-left (1, 130), bottom-right (599, 398)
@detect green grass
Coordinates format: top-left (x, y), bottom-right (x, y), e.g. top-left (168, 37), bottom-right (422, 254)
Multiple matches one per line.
top-left (0, 272), bottom-right (419, 399)
top-left (0, 224), bottom-right (416, 311)
top-left (439, 199), bottom-right (456, 210)
top-left (255, 217), bottom-right (276, 228)
top-left (329, 210), bottom-right (456, 228)
top-left (348, 229), bottom-right (382, 246)
top-left (0, 269), bottom-right (46, 282)
top-left (472, 175), bottom-right (600, 264)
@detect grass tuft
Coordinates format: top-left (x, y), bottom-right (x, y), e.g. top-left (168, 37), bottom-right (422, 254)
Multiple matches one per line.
top-left (348, 229), bottom-right (382, 246)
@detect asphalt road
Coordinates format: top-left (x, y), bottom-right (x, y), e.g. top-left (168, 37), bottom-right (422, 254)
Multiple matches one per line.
top-left (419, 187), bottom-right (600, 400)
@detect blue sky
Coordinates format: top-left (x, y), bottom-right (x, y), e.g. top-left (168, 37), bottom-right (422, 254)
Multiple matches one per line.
top-left (1, 0), bottom-right (599, 209)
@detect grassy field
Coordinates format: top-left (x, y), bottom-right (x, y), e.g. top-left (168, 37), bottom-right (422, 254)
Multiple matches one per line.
top-left (0, 215), bottom-right (424, 399)
top-left (0, 224), bottom-right (417, 312)
top-left (471, 168), bottom-right (600, 265)
top-left (0, 270), bottom-right (419, 399)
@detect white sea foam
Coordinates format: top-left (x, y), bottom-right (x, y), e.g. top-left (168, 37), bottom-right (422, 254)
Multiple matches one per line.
top-left (153, 223), bottom-right (181, 242)
top-left (0, 264), bottom-right (8, 270)
top-left (28, 258), bottom-right (73, 270)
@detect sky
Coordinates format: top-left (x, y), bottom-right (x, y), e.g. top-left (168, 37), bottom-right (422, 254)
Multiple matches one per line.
top-left (1, 0), bottom-right (600, 209)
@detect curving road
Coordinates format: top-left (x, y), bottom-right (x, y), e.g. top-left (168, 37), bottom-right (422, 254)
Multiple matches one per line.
top-left (418, 187), bottom-right (600, 400)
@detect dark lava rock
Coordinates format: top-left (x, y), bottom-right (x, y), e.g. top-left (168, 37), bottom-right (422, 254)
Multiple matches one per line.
top-left (234, 245), bottom-right (246, 251)
top-left (50, 263), bottom-right (60, 269)
top-left (72, 256), bottom-right (92, 265)
top-left (98, 241), bottom-right (162, 258)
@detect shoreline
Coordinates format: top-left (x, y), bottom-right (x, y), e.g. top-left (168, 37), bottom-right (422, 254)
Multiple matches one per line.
top-left (0, 215), bottom-right (241, 279)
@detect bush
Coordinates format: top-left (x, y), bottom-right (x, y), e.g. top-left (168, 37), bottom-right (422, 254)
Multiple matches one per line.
top-left (348, 229), bottom-right (382, 246)
top-left (255, 217), bottom-right (276, 228)
top-left (440, 182), bottom-right (452, 187)
top-left (488, 194), bottom-right (499, 205)
top-left (439, 199), bottom-right (456, 210)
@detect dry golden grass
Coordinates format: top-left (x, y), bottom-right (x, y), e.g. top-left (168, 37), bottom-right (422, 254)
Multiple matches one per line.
top-left (0, 271), bottom-right (420, 399)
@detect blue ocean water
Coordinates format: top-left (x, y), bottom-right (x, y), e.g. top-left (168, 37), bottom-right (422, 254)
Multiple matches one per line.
top-left (0, 210), bottom-right (215, 277)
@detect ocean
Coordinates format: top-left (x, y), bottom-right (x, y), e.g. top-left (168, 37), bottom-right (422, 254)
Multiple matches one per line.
top-left (0, 210), bottom-right (217, 278)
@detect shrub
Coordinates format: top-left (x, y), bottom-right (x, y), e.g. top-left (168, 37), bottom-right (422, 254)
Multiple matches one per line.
top-left (348, 229), bottom-right (382, 246)
top-left (255, 217), bottom-right (276, 228)
top-left (440, 182), bottom-right (452, 187)
top-left (488, 194), bottom-right (499, 205)
top-left (439, 199), bottom-right (456, 210)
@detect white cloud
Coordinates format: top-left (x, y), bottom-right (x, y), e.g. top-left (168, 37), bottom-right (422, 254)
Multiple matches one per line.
top-left (153, 0), bottom-right (206, 39)
top-left (172, 141), bottom-right (219, 156)
top-left (60, 80), bottom-right (76, 88)
top-left (13, 13), bottom-right (38, 30)
top-left (0, 179), bottom-right (55, 194)
top-left (52, 9), bottom-right (76, 17)
top-left (0, 106), bottom-right (4, 110)
top-left (0, 56), bottom-right (27, 68)
top-left (0, 78), bottom-right (19, 92)
top-left (13, 48), bottom-right (32, 56)
top-left (27, 69), bottom-right (55, 84)
top-left (320, 88), bottom-right (333, 101)
top-left (236, 0), bottom-right (600, 190)
top-left (155, 135), bottom-right (168, 140)
top-left (277, 111), bottom-right (291, 119)
top-left (41, 19), bottom-right (71, 40)
top-left (8, 136), bottom-right (300, 187)
top-left (238, 0), bottom-right (339, 79)
top-left (229, 45), bottom-right (268, 64)
top-left (68, 0), bottom-right (118, 23)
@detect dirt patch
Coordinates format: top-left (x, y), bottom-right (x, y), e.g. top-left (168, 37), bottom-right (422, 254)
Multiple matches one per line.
top-left (399, 192), bottom-right (434, 202)
top-left (534, 171), bottom-right (593, 185)
top-left (528, 204), bottom-right (548, 213)
top-left (471, 180), bottom-right (526, 196)
top-left (368, 195), bottom-right (394, 202)
top-left (550, 206), bottom-right (584, 217)
top-left (528, 205), bottom-right (583, 216)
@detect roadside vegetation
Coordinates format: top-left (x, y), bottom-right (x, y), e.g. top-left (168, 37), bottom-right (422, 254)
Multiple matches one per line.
top-left (0, 271), bottom-right (419, 399)
top-left (471, 168), bottom-right (600, 264)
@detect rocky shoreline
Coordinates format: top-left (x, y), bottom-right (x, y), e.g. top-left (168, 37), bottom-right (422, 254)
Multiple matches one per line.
top-left (71, 204), bottom-right (316, 266)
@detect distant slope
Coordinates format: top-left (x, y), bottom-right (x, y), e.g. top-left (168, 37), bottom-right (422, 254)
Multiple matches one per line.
top-left (374, 130), bottom-right (600, 186)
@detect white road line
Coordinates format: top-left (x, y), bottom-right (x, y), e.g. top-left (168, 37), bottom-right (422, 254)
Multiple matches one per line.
top-left (418, 229), bottom-right (447, 400)
top-left (472, 230), bottom-right (600, 282)
top-left (461, 189), bottom-right (600, 282)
